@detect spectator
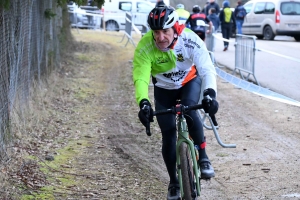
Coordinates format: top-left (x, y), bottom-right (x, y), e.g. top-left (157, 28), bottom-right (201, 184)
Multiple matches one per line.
top-left (175, 3), bottom-right (190, 24)
top-left (205, 0), bottom-right (220, 16)
top-left (234, 0), bottom-right (247, 34)
top-left (203, 0), bottom-right (210, 13)
top-left (219, 1), bottom-right (235, 51)
top-left (207, 8), bottom-right (220, 32)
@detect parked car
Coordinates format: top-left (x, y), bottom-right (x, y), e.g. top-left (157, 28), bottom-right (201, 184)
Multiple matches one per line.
top-left (68, 2), bottom-right (87, 28)
top-left (242, 0), bottom-right (300, 41)
top-left (80, 5), bottom-right (102, 28)
top-left (101, 0), bottom-right (154, 31)
top-left (68, 2), bottom-right (102, 29)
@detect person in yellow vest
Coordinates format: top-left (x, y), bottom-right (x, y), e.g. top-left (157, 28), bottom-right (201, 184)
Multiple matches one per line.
top-left (219, 1), bottom-right (235, 51)
top-left (175, 4), bottom-right (190, 25)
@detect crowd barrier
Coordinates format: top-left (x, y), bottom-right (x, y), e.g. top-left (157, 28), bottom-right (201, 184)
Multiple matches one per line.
top-left (119, 12), bottom-right (136, 47)
top-left (212, 33), bottom-right (300, 86)
top-left (234, 34), bottom-right (259, 85)
top-left (118, 12), bottom-right (144, 47)
top-left (211, 33), bottom-right (261, 85)
top-left (205, 27), bottom-right (219, 68)
top-left (210, 33), bottom-right (300, 105)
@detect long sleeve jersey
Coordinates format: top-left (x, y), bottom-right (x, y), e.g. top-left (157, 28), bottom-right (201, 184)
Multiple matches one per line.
top-left (133, 28), bottom-right (217, 104)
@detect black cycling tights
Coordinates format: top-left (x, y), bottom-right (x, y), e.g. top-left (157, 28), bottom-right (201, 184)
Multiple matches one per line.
top-left (154, 76), bottom-right (208, 184)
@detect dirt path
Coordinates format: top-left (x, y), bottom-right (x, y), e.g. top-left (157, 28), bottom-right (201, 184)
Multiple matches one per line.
top-left (2, 30), bottom-right (300, 199)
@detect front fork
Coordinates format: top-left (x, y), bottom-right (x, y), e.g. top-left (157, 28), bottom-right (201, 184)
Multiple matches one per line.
top-left (176, 118), bottom-right (201, 198)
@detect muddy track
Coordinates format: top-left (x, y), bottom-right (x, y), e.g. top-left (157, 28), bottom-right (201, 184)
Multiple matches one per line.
top-left (2, 30), bottom-right (300, 200)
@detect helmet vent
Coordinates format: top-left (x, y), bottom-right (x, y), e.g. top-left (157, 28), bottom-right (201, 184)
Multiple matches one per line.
top-left (166, 18), bottom-right (174, 26)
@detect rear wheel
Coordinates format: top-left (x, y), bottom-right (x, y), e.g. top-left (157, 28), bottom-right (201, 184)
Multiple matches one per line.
top-left (263, 26), bottom-right (275, 40)
top-left (294, 35), bottom-right (300, 41)
top-left (106, 20), bottom-right (119, 31)
top-left (180, 142), bottom-right (198, 200)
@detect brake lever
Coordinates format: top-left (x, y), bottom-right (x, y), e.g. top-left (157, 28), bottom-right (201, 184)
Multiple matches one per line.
top-left (142, 105), bottom-right (152, 136)
top-left (210, 115), bottom-right (218, 127)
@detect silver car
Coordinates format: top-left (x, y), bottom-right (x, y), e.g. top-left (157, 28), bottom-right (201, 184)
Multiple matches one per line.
top-left (242, 0), bottom-right (300, 41)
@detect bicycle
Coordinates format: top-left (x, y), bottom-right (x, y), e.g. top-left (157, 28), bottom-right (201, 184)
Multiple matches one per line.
top-left (143, 95), bottom-right (236, 200)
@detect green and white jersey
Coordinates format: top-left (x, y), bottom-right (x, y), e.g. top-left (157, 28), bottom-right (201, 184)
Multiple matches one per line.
top-left (133, 28), bottom-right (217, 104)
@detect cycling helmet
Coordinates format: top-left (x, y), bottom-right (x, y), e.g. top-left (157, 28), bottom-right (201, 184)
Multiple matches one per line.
top-left (192, 5), bottom-right (201, 13)
top-left (176, 4), bottom-right (184, 9)
top-left (148, 6), bottom-right (179, 30)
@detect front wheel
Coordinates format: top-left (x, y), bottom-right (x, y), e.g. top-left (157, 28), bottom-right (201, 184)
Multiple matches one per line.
top-left (294, 35), bottom-right (300, 41)
top-left (180, 142), bottom-right (198, 200)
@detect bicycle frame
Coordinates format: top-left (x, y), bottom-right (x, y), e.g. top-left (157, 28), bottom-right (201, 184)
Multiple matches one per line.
top-left (176, 113), bottom-right (201, 197)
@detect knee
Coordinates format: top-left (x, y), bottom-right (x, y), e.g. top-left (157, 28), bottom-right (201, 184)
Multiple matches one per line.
top-left (161, 128), bottom-right (177, 146)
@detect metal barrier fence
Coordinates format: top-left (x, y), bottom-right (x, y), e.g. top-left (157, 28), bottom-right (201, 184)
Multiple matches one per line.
top-left (119, 12), bottom-right (136, 47)
top-left (205, 27), bottom-right (217, 66)
top-left (212, 33), bottom-right (259, 85)
top-left (212, 33), bottom-right (300, 103)
top-left (141, 24), bottom-right (149, 37)
top-left (205, 27), bottom-right (215, 52)
top-left (234, 34), bottom-right (259, 85)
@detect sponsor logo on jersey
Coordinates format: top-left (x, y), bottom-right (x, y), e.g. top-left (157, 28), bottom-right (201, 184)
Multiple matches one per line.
top-left (177, 54), bottom-right (184, 62)
top-left (156, 57), bottom-right (169, 64)
top-left (163, 70), bottom-right (187, 82)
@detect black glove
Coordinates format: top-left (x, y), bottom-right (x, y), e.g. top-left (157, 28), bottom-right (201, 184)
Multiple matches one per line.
top-left (138, 99), bottom-right (154, 128)
top-left (202, 88), bottom-right (219, 116)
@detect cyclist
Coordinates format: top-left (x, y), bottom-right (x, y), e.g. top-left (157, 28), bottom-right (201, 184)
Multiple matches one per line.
top-left (133, 5), bottom-right (219, 200)
top-left (185, 5), bottom-right (212, 41)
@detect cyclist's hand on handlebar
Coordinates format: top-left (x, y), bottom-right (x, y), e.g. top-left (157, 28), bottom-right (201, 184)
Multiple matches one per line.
top-left (202, 88), bottom-right (219, 116)
top-left (138, 99), bottom-right (154, 128)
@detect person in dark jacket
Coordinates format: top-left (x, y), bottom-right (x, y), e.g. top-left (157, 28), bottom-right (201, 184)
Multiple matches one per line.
top-left (205, 0), bottom-right (220, 16)
top-left (234, 0), bottom-right (247, 34)
top-left (207, 8), bottom-right (220, 32)
top-left (219, 1), bottom-right (235, 51)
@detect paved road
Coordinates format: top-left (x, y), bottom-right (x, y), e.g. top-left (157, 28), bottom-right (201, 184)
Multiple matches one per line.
top-left (212, 33), bottom-right (300, 102)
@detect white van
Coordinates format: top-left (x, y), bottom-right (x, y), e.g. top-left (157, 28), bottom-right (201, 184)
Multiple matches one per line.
top-left (242, 0), bottom-right (300, 41)
top-left (101, 0), bottom-right (154, 31)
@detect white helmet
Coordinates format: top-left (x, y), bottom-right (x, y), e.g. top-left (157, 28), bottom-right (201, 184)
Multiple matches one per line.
top-left (148, 6), bottom-right (179, 30)
top-left (176, 4), bottom-right (184, 9)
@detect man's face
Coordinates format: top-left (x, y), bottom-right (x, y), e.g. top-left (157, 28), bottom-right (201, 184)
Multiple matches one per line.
top-left (153, 28), bottom-right (176, 49)
top-left (210, 0), bottom-right (215, 3)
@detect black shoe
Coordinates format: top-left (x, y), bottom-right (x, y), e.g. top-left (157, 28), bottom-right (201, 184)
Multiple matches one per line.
top-left (199, 158), bottom-right (215, 179)
top-left (167, 183), bottom-right (181, 200)
top-left (223, 46), bottom-right (228, 51)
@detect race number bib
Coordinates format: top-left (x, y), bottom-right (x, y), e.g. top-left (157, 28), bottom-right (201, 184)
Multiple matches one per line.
top-left (196, 20), bottom-right (206, 26)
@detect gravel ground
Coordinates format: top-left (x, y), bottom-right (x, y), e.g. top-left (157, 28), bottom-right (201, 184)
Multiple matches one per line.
top-left (1, 30), bottom-right (300, 200)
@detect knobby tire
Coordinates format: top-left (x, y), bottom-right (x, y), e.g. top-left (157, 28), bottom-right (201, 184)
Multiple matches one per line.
top-left (180, 142), bottom-right (197, 200)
